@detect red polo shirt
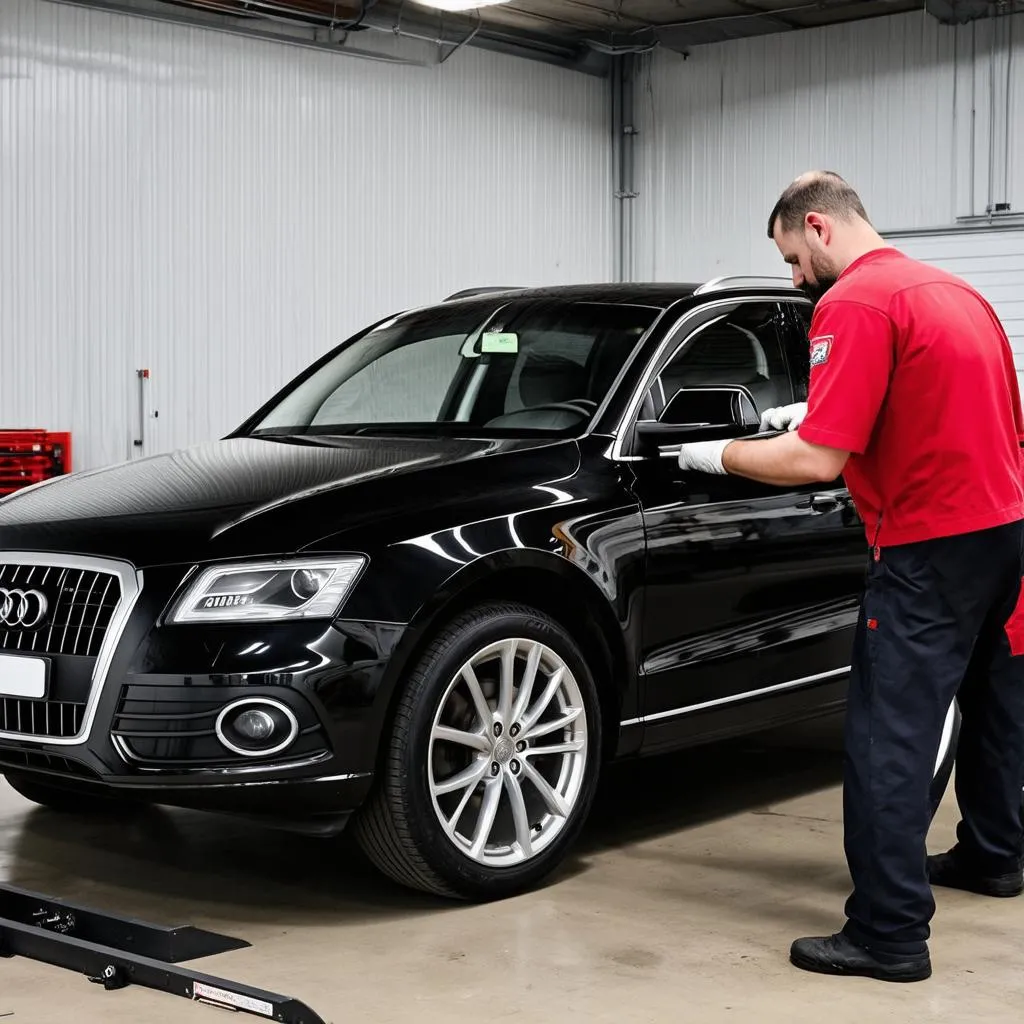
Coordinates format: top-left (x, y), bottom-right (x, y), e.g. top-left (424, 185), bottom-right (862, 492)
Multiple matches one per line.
top-left (797, 247), bottom-right (1024, 547)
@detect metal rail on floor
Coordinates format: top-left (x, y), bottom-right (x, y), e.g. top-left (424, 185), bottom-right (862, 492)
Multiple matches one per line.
top-left (0, 883), bottom-right (327, 1024)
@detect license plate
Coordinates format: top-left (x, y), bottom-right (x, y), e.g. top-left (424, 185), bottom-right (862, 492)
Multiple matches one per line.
top-left (0, 654), bottom-right (48, 699)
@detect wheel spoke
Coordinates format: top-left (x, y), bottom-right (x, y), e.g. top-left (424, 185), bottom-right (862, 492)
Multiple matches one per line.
top-left (461, 664), bottom-right (493, 730)
top-left (447, 770), bottom-right (483, 834)
top-left (520, 668), bottom-right (564, 733)
top-left (497, 639), bottom-right (517, 724)
top-left (523, 701), bottom-right (580, 742)
top-left (432, 725), bottom-right (491, 754)
top-left (524, 738), bottom-right (585, 756)
top-left (511, 642), bottom-right (543, 723)
top-left (522, 759), bottom-right (570, 817)
top-left (432, 759), bottom-right (487, 797)
top-left (470, 776), bottom-right (503, 858)
top-left (504, 772), bottom-right (534, 858)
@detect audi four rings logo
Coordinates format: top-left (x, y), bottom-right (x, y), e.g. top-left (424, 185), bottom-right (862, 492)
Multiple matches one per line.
top-left (0, 588), bottom-right (49, 629)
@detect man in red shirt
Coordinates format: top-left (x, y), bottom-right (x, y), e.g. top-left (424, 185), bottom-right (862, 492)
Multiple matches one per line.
top-left (677, 171), bottom-right (1024, 982)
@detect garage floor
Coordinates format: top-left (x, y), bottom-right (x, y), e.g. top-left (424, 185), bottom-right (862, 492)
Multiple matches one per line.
top-left (0, 716), bottom-right (1021, 1023)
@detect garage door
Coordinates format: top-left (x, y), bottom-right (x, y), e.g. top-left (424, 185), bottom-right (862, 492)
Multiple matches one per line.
top-left (884, 227), bottom-right (1024, 386)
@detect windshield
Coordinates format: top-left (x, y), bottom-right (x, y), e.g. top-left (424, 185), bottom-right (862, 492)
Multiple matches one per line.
top-left (248, 299), bottom-right (659, 439)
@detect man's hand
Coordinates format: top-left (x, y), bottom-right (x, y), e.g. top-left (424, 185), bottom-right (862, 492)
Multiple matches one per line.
top-left (759, 402), bottom-right (808, 433)
top-left (677, 439), bottom-right (731, 475)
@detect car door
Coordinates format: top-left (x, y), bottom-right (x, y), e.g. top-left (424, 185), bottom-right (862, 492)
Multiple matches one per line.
top-left (624, 296), bottom-right (866, 752)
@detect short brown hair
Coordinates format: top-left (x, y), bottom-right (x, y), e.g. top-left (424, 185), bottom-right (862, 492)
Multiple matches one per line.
top-left (767, 171), bottom-right (870, 238)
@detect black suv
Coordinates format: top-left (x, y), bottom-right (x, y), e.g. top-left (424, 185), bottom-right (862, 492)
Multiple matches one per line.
top-left (0, 278), bottom-right (959, 900)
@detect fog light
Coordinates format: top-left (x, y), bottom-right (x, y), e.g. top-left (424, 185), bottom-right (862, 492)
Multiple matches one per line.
top-left (215, 698), bottom-right (299, 758)
top-left (234, 709), bottom-right (275, 741)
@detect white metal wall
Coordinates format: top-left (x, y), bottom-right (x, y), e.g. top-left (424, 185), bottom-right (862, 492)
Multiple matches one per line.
top-left (634, 10), bottom-right (1024, 283)
top-left (0, 0), bottom-right (613, 472)
top-left (885, 228), bottom-right (1024, 384)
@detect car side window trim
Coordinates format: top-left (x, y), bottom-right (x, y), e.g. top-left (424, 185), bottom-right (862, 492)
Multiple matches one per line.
top-left (611, 294), bottom-right (800, 461)
top-left (781, 299), bottom-right (815, 404)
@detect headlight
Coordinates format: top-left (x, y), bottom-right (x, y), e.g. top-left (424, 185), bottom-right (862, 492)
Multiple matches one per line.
top-left (168, 557), bottom-right (366, 624)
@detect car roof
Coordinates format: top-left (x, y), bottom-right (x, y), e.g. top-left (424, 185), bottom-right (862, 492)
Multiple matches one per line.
top-left (441, 283), bottom-right (700, 308)
top-left (440, 278), bottom-right (801, 310)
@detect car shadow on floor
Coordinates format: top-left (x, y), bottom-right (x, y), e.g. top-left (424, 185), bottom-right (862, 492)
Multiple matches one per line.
top-left (0, 715), bottom-right (846, 929)
top-left (577, 713), bottom-right (845, 855)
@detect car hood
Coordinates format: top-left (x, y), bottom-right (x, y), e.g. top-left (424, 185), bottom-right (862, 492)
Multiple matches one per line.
top-left (0, 434), bottom-right (575, 567)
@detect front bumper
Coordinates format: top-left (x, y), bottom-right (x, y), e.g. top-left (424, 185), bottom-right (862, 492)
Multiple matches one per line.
top-left (0, 748), bottom-right (374, 834)
top-left (0, 553), bottom-right (407, 833)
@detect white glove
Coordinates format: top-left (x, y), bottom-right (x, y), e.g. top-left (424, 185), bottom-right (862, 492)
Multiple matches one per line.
top-left (759, 401), bottom-right (808, 433)
top-left (677, 439), bottom-right (731, 475)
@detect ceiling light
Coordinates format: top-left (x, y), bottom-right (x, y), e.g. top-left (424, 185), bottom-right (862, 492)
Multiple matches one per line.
top-left (411, 0), bottom-right (509, 10)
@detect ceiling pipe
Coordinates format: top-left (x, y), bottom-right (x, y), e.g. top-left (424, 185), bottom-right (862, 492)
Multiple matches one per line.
top-left (166, 0), bottom-right (605, 61)
top-left (50, 0), bottom-right (435, 63)
top-left (168, 0), bottom-right (370, 27)
top-left (50, 0), bottom-right (610, 73)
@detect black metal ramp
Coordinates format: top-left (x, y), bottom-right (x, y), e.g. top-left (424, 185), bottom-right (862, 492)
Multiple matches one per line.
top-left (0, 884), bottom-right (249, 962)
top-left (0, 883), bottom-right (327, 1024)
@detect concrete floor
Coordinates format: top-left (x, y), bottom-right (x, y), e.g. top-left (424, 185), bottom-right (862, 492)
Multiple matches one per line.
top-left (0, 716), bottom-right (1021, 1023)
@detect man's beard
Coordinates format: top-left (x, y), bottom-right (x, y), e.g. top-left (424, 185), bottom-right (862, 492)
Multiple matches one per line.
top-left (799, 253), bottom-right (839, 303)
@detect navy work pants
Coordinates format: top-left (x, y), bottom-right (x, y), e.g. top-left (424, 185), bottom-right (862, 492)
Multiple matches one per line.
top-left (841, 519), bottom-right (1024, 954)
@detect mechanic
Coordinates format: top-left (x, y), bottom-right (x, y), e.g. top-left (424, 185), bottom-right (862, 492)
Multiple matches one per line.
top-left (677, 170), bottom-right (1024, 983)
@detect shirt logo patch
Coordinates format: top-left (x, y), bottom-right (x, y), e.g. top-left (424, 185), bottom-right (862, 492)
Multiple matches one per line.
top-left (809, 335), bottom-right (833, 368)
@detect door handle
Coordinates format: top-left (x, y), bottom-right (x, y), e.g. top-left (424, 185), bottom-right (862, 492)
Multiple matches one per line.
top-left (808, 492), bottom-right (842, 514)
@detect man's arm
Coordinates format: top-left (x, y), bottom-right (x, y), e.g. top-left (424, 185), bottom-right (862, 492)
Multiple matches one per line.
top-left (676, 432), bottom-right (849, 486)
top-left (722, 431), bottom-right (849, 486)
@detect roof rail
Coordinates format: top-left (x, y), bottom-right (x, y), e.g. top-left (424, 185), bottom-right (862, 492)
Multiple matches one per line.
top-left (443, 286), bottom-right (523, 302)
top-left (693, 275), bottom-right (794, 295)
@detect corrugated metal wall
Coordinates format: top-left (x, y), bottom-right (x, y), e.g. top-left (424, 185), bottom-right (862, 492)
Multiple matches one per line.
top-left (635, 10), bottom-right (1024, 282)
top-left (0, 0), bottom-right (612, 472)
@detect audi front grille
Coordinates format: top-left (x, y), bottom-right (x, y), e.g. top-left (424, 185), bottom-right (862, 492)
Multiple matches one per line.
top-left (0, 563), bottom-right (121, 657)
top-left (0, 554), bottom-right (142, 744)
top-left (0, 698), bottom-right (84, 738)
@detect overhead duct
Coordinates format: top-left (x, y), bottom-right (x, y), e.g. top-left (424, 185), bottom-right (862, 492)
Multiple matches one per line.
top-left (60, 0), bottom-right (610, 72)
top-left (166, 0), bottom-right (367, 21)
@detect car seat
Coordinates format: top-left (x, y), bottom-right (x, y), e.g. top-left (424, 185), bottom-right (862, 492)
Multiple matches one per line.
top-left (650, 322), bottom-right (782, 420)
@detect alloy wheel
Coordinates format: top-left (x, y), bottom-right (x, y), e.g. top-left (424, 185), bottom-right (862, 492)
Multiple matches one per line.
top-left (427, 637), bottom-right (589, 867)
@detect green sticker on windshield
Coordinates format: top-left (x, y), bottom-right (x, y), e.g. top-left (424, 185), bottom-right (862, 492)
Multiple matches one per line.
top-left (480, 332), bottom-right (519, 354)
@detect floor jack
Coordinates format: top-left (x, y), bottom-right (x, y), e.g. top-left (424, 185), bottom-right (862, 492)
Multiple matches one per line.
top-left (0, 883), bottom-right (327, 1023)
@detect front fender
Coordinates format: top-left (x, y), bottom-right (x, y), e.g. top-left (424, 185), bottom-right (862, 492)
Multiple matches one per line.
top-left (337, 498), bottom-right (647, 763)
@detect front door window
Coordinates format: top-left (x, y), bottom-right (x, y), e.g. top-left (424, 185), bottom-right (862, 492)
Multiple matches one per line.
top-left (643, 301), bottom-right (797, 427)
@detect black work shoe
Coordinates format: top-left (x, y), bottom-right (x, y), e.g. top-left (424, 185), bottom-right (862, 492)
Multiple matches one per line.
top-left (928, 850), bottom-right (1023, 898)
top-left (789, 933), bottom-right (932, 982)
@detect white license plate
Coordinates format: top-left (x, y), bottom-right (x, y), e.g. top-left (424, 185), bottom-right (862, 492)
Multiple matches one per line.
top-left (0, 654), bottom-right (47, 699)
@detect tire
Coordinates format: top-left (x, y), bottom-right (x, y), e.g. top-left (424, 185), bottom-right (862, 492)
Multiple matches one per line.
top-left (929, 699), bottom-right (960, 818)
top-left (927, 701), bottom-right (1024, 823)
top-left (352, 601), bottom-right (603, 900)
top-left (4, 773), bottom-right (141, 816)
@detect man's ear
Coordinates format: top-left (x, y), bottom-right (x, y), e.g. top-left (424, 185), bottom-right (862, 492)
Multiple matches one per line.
top-left (804, 211), bottom-right (829, 243)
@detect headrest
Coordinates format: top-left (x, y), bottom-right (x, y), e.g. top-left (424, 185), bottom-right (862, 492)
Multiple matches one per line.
top-left (669, 324), bottom-right (767, 386)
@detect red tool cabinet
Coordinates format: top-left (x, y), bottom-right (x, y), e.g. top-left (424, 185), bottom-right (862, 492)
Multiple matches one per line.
top-left (0, 430), bottom-right (72, 498)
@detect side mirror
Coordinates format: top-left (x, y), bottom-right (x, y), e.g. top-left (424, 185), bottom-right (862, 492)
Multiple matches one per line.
top-left (634, 385), bottom-right (761, 458)
top-left (662, 384), bottom-right (759, 428)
